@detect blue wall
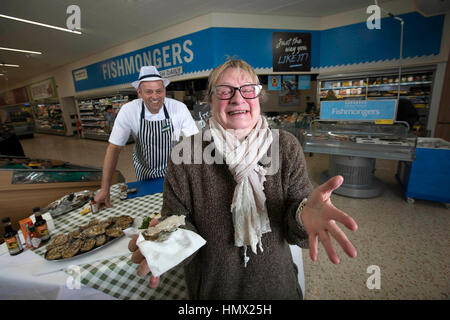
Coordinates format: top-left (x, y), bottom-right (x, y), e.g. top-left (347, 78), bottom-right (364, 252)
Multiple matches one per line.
top-left (319, 12), bottom-right (444, 67)
top-left (72, 12), bottom-right (445, 92)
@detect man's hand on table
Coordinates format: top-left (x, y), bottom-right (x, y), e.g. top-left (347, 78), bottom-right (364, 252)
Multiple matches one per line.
top-left (128, 219), bottom-right (160, 288)
top-left (94, 188), bottom-right (112, 210)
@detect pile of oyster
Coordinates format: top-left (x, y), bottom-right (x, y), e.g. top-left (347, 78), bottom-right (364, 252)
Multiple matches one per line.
top-left (44, 215), bottom-right (133, 260)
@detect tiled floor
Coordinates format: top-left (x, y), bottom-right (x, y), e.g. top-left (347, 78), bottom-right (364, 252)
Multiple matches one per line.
top-left (20, 133), bottom-right (450, 300)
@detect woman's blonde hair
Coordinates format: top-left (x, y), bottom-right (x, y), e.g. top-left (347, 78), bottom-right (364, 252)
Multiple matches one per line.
top-left (206, 58), bottom-right (262, 103)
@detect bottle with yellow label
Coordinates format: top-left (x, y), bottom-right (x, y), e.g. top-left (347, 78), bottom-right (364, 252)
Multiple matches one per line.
top-left (33, 207), bottom-right (50, 242)
top-left (2, 217), bottom-right (24, 256)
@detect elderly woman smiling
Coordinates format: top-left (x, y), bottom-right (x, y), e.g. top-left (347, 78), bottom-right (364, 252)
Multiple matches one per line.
top-left (128, 59), bottom-right (358, 300)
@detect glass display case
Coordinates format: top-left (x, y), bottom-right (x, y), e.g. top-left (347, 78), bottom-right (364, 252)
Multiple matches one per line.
top-left (318, 70), bottom-right (434, 136)
top-left (266, 112), bottom-right (316, 145)
top-left (303, 121), bottom-right (417, 198)
top-left (0, 104), bottom-right (35, 138)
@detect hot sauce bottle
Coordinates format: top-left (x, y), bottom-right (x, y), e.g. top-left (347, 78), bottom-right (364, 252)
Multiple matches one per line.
top-left (28, 223), bottom-right (42, 249)
top-left (34, 207), bottom-right (50, 242)
top-left (90, 197), bottom-right (99, 214)
top-left (2, 217), bottom-right (24, 256)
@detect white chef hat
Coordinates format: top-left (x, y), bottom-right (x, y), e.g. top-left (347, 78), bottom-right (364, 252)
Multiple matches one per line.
top-left (132, 66), bottom-right (170, 89)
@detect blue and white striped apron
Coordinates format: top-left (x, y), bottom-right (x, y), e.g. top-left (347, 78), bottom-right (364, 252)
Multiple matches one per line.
top-left (133, 102), bottom-right (176, 180)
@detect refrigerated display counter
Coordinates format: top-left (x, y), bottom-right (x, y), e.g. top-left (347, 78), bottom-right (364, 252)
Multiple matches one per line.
top-left (303, 120), bottom-right (417, 198)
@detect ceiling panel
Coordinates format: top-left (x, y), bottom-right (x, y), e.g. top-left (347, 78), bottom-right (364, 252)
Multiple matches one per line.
top-left (0, 0), bottom-right (396, 90)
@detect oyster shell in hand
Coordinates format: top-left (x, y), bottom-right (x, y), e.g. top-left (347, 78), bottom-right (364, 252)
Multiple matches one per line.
top-left (142, 215), bottom-right (185, 242)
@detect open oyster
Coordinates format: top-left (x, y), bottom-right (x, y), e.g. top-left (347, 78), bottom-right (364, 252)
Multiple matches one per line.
top-left (82, 224), bottom-right (105, 238)
top-left (142, 215), bottom-right (185, 242)
top-left (106, 227), bottom-right (123, 238)
top-left (80, 238), bottom-right (96, 252)
top-left (62, 239), bottom-right (82, 259)
top-left (95, 234), bottom-right (106, 247)
top-left (45, 246), bottom-right (64, 260)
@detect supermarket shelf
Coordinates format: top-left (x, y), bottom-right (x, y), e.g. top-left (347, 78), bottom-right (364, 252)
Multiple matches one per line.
top-left (320, 81), bottom-right (432, 90)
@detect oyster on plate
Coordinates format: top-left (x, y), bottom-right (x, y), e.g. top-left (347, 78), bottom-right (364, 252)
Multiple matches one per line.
top-left (44, 215), bottom-right (134, 260)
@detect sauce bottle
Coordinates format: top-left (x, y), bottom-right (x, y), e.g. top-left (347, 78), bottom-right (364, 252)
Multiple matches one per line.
top-left (90, 197), bottom-right (99, 214)
top-left (33, 207), bottom-right (50, 242)
top-left (28, 223), bottom-right (42, 249)
top-left (2, 217), bottom-right (24, 256)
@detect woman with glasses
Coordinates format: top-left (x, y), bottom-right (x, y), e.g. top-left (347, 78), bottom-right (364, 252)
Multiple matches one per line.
top-left (129, 59), bottom-right (358, 299)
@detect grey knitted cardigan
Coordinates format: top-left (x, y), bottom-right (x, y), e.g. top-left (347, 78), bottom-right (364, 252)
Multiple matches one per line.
top-left (161, 128), bottom-right (313, 300)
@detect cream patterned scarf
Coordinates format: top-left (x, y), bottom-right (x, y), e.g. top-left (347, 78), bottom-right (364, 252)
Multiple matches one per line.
top-left (209, 116), bottom-right (273, 266)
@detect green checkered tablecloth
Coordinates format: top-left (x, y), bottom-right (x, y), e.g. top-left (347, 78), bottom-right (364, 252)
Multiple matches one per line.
top-left (33, 183), bottom-right (189, 300)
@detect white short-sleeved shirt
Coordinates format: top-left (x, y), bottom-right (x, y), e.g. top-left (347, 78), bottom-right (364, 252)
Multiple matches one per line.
top-left (109, 97), bottom-right (199, 146)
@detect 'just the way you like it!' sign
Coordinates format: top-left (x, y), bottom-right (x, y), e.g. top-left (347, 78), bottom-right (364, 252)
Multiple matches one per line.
top-left (272, 32), bottom-right (311, 72)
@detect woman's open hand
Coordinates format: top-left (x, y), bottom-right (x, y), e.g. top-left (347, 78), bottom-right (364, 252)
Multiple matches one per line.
top-left (300, 175), bottom-right (358, 264)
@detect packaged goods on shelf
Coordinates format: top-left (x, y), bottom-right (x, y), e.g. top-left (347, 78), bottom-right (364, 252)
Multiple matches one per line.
top-left (32, 103), bottom-right (66, 135)
top-left (77, 94), bottom-right (133, 141)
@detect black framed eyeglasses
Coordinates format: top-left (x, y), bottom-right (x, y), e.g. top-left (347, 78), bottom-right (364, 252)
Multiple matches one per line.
top-left (211, 84), bottom-right (262, 100)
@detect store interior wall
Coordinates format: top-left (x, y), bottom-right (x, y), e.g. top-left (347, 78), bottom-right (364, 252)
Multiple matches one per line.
top-left (9, 1), bottom-right (448, 99)
top-left (2, 1), bottom-right (449, 136)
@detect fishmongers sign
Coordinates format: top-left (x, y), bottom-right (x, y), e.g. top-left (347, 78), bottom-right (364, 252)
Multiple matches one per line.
top-left (320, 100), bottom-right (397, 121)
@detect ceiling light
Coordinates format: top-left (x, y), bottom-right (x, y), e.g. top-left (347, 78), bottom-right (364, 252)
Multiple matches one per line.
top-left (0, 63), bottom-right (20, 67)
top-left (0, 47), bottom-right (42, 55)
top-left (0, 14), bottom-right (82, 35)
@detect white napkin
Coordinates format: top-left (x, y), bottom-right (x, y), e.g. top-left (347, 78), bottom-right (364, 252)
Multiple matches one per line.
top-left (127, 228), bottom-right (206, 278)
top-left (0, 242), bottom-right (8, 256)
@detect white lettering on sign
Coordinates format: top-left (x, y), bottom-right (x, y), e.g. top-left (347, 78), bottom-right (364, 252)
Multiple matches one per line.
top-left (331, 108), bottom-right (381, 117)
top-left (74, 68), bottom-right (88, 81)
top-left (160, 66), bottom-right (183, 78)
top-left (101, 39), bottom-right (193, 81)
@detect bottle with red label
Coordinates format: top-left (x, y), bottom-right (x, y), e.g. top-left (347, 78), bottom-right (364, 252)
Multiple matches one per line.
top-left (90, 197), bottom-right (99, 214)
top-left (2, 217), bottom-right (24, 256)
top-left (33, 207), bottom-right (50, 242)
top-left (28, 223), bottom-right (42, 249)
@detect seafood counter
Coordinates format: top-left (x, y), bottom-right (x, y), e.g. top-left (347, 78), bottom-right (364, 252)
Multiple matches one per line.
top-left (302, 121), bottom-right (418, 198)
